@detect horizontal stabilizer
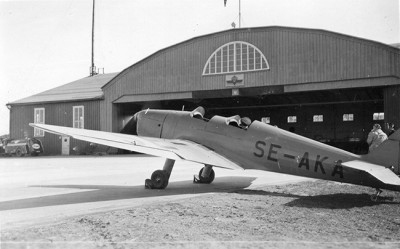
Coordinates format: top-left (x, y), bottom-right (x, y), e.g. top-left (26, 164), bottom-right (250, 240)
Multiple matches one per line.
top-left (388, 128), bottom-right (400, 141)
top-left (342, 160), bottom-right (400, 186)
top-left (29, 123), bottom-right (243, 170)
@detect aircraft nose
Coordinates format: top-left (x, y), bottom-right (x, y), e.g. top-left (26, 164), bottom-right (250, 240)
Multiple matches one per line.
top-left (131, 110), bottom-right (146, 135)
top-left (120, 111), bottom-right (143, 135)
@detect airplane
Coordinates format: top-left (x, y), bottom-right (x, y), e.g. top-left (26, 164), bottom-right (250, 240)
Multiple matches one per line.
top-left (30, 107), bottom-right (400, 201)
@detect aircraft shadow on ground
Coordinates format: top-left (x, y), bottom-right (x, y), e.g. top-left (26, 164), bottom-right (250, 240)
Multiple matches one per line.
top-left (233, 189), bottom-right (399, 209)
top-left (0, 176), bottom-right (256, 211)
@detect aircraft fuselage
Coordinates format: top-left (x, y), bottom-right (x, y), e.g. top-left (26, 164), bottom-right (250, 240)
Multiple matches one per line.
top-left (135, 109), bottom-right (380, 188)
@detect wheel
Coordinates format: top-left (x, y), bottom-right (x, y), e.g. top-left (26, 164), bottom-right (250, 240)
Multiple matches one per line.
top-left (150, 170), bottom-right (169, 189)
top-left (198, 167), bottom-right (215, 184)
top-left (15, 149), bottom-right (23, 157)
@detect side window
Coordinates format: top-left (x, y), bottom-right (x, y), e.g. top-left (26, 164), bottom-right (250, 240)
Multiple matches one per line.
top-left (313, 115), bottom-right (323, 122)
top-left (373, 112), bottom-right (384, 121)
top-left (73, 106), bottom-right (84, 129)
top-left (287, 116), bottom-right (297, 123)
top-left (261, 117), bottom-right (270, 124)
top-left (343, 114), bottom-right (354, 122)
top-left (34, 108), bottom-right (45, 137)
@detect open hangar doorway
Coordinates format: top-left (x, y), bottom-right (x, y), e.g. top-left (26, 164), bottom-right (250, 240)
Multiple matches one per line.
top-left (195, 87), bottom-right (385, 154)
top-left (113, 87), bottom-right (384, 154)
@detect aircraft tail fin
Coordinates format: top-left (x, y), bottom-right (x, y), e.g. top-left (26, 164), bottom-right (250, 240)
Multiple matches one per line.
top-left (364, 129), bottom-right (400, 174)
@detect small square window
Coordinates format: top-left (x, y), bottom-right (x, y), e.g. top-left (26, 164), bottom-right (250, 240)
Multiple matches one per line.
top-left (343, 114), bottom-right (354, 122)
top-left (313, 115), bottom-right (323, 122)
top-left (261, 117), bottom-right (270, 124)
top-left (288, 116), bottom-right (297, 123)
top-left (373, 112), bottom-right (384, 120)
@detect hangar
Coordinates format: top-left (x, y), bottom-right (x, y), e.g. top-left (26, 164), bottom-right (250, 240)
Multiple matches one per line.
top-left (8, 26), bottom-right (400, 155)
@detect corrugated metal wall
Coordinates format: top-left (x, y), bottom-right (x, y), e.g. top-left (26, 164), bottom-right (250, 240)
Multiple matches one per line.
top-left (384, 85), bottom-right (400, 128)
top-left (101, 27), bottom-right (400, 131)
top-left (10, 100), bottom-right (101, 155)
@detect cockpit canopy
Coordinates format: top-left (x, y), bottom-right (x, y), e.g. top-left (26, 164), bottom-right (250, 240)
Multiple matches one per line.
top-left (226, 115), bottom-right (252, 129)
top-left (189, 106), bottom-right (252, 130)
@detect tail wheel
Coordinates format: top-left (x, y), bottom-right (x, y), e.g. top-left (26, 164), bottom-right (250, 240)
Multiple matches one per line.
top-left (198, 167), bottom-right (215, 184)
top-left (150, 170), bottom-right (169, 189)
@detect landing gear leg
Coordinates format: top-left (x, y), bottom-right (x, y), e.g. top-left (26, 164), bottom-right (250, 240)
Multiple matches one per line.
top-left (194, 165), bottom-right (215, 184)
top-left (145, 159), bottom-right (175, 189)
top-left (370, 188), bottom-right (382, 202)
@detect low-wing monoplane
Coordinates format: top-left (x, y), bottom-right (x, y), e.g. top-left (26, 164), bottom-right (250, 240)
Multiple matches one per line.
top-left (30, 107), bottom-right (400, 200)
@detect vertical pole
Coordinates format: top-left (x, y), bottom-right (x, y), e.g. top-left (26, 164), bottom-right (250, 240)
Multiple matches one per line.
top-left (239, 0), bottom-right (241, 28)
top-left (91, 0), bottom-right (95, 76)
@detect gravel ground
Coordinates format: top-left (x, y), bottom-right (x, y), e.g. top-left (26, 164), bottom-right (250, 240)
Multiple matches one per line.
top-left (1, 180), bottom-right (400, 249)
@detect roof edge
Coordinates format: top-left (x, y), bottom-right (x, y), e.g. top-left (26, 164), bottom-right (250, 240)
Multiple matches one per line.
top-left (7, 96), bottom-right (105, 107)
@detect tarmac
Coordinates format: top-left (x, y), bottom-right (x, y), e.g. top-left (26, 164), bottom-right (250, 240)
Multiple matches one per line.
top-left (0, 154), bottom-right (308, 230)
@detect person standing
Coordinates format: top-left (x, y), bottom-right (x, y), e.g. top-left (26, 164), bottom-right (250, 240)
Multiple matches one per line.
top-left (367, 124), bottom-right (388, 152)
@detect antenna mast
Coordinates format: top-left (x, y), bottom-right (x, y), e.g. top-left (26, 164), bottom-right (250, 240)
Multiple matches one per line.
top-left (90, 0), bottom-right (97, 76)
top-left (239, 0), bottom-right (241, 28)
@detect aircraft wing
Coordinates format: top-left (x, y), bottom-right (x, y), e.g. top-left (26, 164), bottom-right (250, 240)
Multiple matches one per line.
top-left (342, 160), bottom-right (400, 187)
top-left (29, 123), bottom-right (243, 170)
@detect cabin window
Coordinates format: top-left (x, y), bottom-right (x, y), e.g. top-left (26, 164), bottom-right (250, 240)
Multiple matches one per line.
top-left (313, 115), bottom-right (323, 122)
top-left (203, 41), bottom-right (269, 75)
top-left (73, 106), bottom-right (84, 129)
top-left (287, 116), bottom-right (297, 123)
top-left (34, 108), bottom-right (45, 137)
top-left (343, 114), bottom-right (354, 122)
top-left (373, 112), bottom-right (384, 121)
top-left (261, 117), bottom-right (270, 124)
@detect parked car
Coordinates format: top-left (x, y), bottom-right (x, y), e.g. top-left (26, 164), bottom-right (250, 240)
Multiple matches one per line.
top-left (1, 138), bottom-right (44, 157)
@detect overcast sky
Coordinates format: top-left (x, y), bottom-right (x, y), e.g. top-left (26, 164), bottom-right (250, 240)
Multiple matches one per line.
top-left (0, 0), bottom-right (399, 135)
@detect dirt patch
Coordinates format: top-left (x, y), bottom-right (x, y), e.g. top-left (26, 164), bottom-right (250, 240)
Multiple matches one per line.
top-left (2, 180), bottom-right (400, 249)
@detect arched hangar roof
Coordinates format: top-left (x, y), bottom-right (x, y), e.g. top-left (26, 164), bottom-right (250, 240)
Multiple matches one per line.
top-left (103, 26), bottom-right (400, 104)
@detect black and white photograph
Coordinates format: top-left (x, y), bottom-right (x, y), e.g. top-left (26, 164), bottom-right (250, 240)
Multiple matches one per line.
top-left (1, 1), bottom-right (399, 248)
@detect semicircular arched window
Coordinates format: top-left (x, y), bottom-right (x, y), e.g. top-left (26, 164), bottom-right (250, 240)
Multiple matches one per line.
top-left (203, 41), bottom-right (269, 75)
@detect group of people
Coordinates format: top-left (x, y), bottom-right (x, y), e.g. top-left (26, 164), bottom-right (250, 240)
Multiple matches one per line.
top-left (367, 123), bottom-right (396, 152)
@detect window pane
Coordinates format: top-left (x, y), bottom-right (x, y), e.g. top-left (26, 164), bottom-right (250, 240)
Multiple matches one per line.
top-left (34, 108), bottom-right (45, 137)
top-left (205, 64), bottom-right (209, 74)
top-left (235, 44), bottom-right (241, 71)
top-left (248, 47), bottom-right (254, 70)
top-left (228, 44), bottom-right (234, 72)
top-left (216, 50), bottom-right (222, 73)
top-left (262, 59), bottom-right (267, 69)
top-left (313, 115), bottom-right (323, 122)
top-left (222, 46), bottom-right (228, 72)
top-left (343, 114), bottom-right (354, 121)
top-left (261, 117), bottom-right (270, 124)
top-left (373, 112), bottom-right (384, 120)
top-left (288, 116), bottom-right (297, 123)
top-left (255, 51), bottom-right (261, 69)
top-left (210, 56), bottom-right (215, 74)
top-left (241, 44), bottom-right (248, 70)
